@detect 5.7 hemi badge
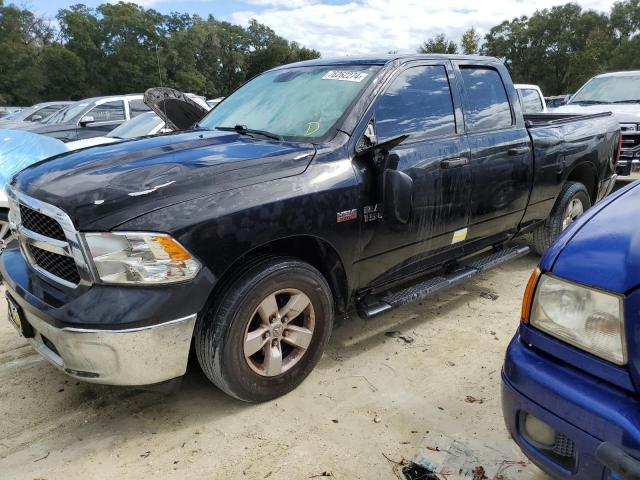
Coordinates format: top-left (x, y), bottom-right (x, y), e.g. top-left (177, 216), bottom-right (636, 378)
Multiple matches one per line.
top-left (336, 209), bottom-right (358, 223)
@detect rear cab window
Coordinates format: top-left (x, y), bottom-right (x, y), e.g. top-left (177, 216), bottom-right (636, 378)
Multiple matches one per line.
top-left (129, 99), bottom-right (151, 118)
top-left (460, 67), bottom-right (513, 132)
top-left (375, 65), bottom-right (456, 142)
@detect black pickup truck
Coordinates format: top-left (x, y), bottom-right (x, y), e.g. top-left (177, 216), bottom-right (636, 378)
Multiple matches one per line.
top-left (1, 55), bottom-right (620, 402)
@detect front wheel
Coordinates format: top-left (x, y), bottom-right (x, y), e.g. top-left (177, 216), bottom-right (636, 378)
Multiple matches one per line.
top-left (0, 210), bottom-right (11, 252)
top-left (195, 257), bottom-right (334, 402)
top-left (532, 181), bottom-right (591, 255)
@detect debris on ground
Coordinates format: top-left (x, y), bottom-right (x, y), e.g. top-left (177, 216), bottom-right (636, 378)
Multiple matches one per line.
top-left (309, 472), bottom-right (333, 478)
top-left (480, 292), bottom-right (499, 301)
top-left (374, 416), bottom-right (382, 423)
top-left (446, 361), bottom-right (456, 367)
top-left (412, 432), bottom-right (529, 479)
top-left (465, 395), bottom-right (484, 404)
top-left (402, 461), bottom-right (439, 480)
top-left (385, 331), bottom-right (415, 344)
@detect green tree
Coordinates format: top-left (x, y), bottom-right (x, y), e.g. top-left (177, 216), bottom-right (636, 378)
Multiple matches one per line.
top-left (418, 34), bottom-right (459, 54)
top-left (41, 45), bottom-right (86, 99)
top-left (461, 27), bottom-right (481, 54)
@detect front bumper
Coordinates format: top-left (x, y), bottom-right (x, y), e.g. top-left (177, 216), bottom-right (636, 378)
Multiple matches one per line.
top-left (502, 333), bottom-right (640, 479)
top-left (8, 301), bottom-right (196, 385)
top-left (1, 241), bottom-right (214, 386)
top-left (617, 159), bottom-right (640, 176)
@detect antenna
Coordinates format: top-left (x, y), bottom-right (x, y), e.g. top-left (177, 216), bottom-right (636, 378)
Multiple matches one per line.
top-left (155, 44), bottom-right (163, 87)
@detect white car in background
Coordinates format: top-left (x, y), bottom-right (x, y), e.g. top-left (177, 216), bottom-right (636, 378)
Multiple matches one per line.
top-left (515, 84), bottom-right (547, 114)
top-left (65, 111), bottom-right (168, 150)
top-left (66, 92), bottom-right (210, 150)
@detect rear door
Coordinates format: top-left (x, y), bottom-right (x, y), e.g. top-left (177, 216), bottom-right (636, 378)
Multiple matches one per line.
top-left (454, 62), bottom-right (532, 246)
top-left (357, 61), bottom-right (472, 285)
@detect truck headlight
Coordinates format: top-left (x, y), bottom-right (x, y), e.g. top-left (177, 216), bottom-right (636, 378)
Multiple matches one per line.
top-left (83, 232), bottom-right (200, 285)
top-left (530, 274), bottom-right (626, 365)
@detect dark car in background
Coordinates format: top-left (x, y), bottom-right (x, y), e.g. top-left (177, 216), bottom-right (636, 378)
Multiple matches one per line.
top-left (0, 101), bottom-right (72, 126)
top-left (5, 95), bottom-right (148, 142)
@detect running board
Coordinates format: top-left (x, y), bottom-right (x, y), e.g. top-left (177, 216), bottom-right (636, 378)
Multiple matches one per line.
top-left (356, 245), bottom-right (530, 319)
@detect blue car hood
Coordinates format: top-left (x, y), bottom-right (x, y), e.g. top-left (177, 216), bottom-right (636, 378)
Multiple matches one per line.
top-left (544, 181), bottom-right (640, 293)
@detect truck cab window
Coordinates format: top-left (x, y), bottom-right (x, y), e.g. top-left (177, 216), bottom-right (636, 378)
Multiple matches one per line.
top-left (460, 67), bottom-right (512, 132)
top-left (375, 65), bottom-right (456, 141)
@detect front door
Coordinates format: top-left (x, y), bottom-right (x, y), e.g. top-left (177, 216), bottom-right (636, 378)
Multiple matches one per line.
top-left (77, 100), bottom-right (127, 139)
top-left (357, 62), bottom-right (472, 287)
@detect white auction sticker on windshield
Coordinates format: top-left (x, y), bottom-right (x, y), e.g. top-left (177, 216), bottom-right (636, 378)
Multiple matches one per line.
top-left (322, 70), bottom-right (368, 82)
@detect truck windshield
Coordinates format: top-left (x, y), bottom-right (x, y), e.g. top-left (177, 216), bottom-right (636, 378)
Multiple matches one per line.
top-left (198, 65), bottom-right (381, 140)
top-left (570, 74), bottom-right (640, 104)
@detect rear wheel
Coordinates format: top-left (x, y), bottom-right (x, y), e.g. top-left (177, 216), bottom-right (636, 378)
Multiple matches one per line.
top-left (532, 181), bottom-right (591, 255)
top-left (195, 257), bottom-right (333, 402)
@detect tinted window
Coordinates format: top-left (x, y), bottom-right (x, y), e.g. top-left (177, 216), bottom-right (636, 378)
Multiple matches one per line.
top-left (460, 67), bottom-right (512, 132)
top-left (129, 99), bottom-right (150, 117)
top-left (30, 105), bottom-right (62, 120)
top-left (90, 101), bottom-right (125, 122)
top-left (518, 89), bottom-right (543, 113)
top-left (375, 65), bottom-right (456, 141)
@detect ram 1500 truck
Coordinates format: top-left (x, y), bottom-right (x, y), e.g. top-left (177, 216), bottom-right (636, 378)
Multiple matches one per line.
top-left (503, 181), bottom-right (640, 479)
top-left (0, 55), bottom-right (620, 402)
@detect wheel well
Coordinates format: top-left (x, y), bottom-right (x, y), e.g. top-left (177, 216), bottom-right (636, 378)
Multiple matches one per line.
top-left (216, 236), bottom-right (350, 314)
top-left (566, 163), bottom-right (597, 203)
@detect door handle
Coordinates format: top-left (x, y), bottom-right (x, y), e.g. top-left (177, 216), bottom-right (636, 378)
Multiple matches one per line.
top-left (440, 157), bottom-right (469, 169)
top-left (508, 147), bottom-right (530, 155)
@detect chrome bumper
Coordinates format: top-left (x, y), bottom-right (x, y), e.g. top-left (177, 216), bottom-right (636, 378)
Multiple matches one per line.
top-left (15, 310), bottom-right (197, 386)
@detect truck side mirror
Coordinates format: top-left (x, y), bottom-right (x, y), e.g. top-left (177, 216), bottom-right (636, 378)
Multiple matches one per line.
top-left (79, 115), bottom-right (95, 127)
top-left (383, 158), bottom-right (413, 224)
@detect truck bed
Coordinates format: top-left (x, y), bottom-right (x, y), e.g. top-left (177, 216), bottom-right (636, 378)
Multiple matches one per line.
top-left (524, 111), bottom-right (614, 128)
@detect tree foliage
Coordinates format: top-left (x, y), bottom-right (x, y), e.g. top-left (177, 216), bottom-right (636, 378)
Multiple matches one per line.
top-left (0, 1), bottom-right (320, 105)
top-left (416, 1), bottom-right (640, 95)
top-left (418, 33), bottom-right (459, 54)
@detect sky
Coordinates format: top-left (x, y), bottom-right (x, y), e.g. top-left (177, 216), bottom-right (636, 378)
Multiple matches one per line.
top-left (30, 0), bottom-right (618, 57)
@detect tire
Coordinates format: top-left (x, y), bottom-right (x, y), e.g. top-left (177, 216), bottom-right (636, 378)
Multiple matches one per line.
top-left (0, 210), bottom-right (10, 251)
top-left (195, 257), bottom-right (333, 402)
top-left (532, 181), bottom-right (591, 255)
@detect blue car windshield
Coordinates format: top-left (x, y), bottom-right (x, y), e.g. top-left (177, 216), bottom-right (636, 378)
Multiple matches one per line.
top-left (198, 65), bottom-right (381, 140)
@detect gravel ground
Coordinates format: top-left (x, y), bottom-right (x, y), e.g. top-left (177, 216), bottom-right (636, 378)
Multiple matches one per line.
top-left (0, 250), bottom-right (549, 480)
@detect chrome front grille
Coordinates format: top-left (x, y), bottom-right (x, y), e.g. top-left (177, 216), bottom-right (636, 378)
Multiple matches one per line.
top-left (19, 205), bottom-right (66, 241)
top-left (7, 188), bottom-right (89, 288)
top-left (28, 245), bottom-right (81, 284)
top-left (620, 132), bottom-right (640, 162)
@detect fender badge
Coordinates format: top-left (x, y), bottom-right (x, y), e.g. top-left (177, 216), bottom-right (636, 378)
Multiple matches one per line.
top-left (337, 209), bottom-right (358, 223)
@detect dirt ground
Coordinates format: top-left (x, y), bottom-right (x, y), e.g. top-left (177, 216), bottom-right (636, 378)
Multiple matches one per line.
top-left (0, 248), bottom-right (550, 480)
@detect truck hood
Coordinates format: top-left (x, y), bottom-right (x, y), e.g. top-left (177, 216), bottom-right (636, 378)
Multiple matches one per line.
top-left (143, 87), bottom-right (209, 131)
top-left (552, 103), bottom-right (640, 124)
top-left (546, 181), bottom-right (640, 293)
top-left (11, 129), bottom-right (315, 230)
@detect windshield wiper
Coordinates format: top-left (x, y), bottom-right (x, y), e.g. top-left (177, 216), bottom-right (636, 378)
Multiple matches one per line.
top-left (216, 125), bottom-right (283, 141)
top-left (611, 99), bottom-right (640, 104)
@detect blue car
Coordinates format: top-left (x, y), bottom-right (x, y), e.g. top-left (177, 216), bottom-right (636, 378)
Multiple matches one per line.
top-left (502, 180), bottom-right (640, 479)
